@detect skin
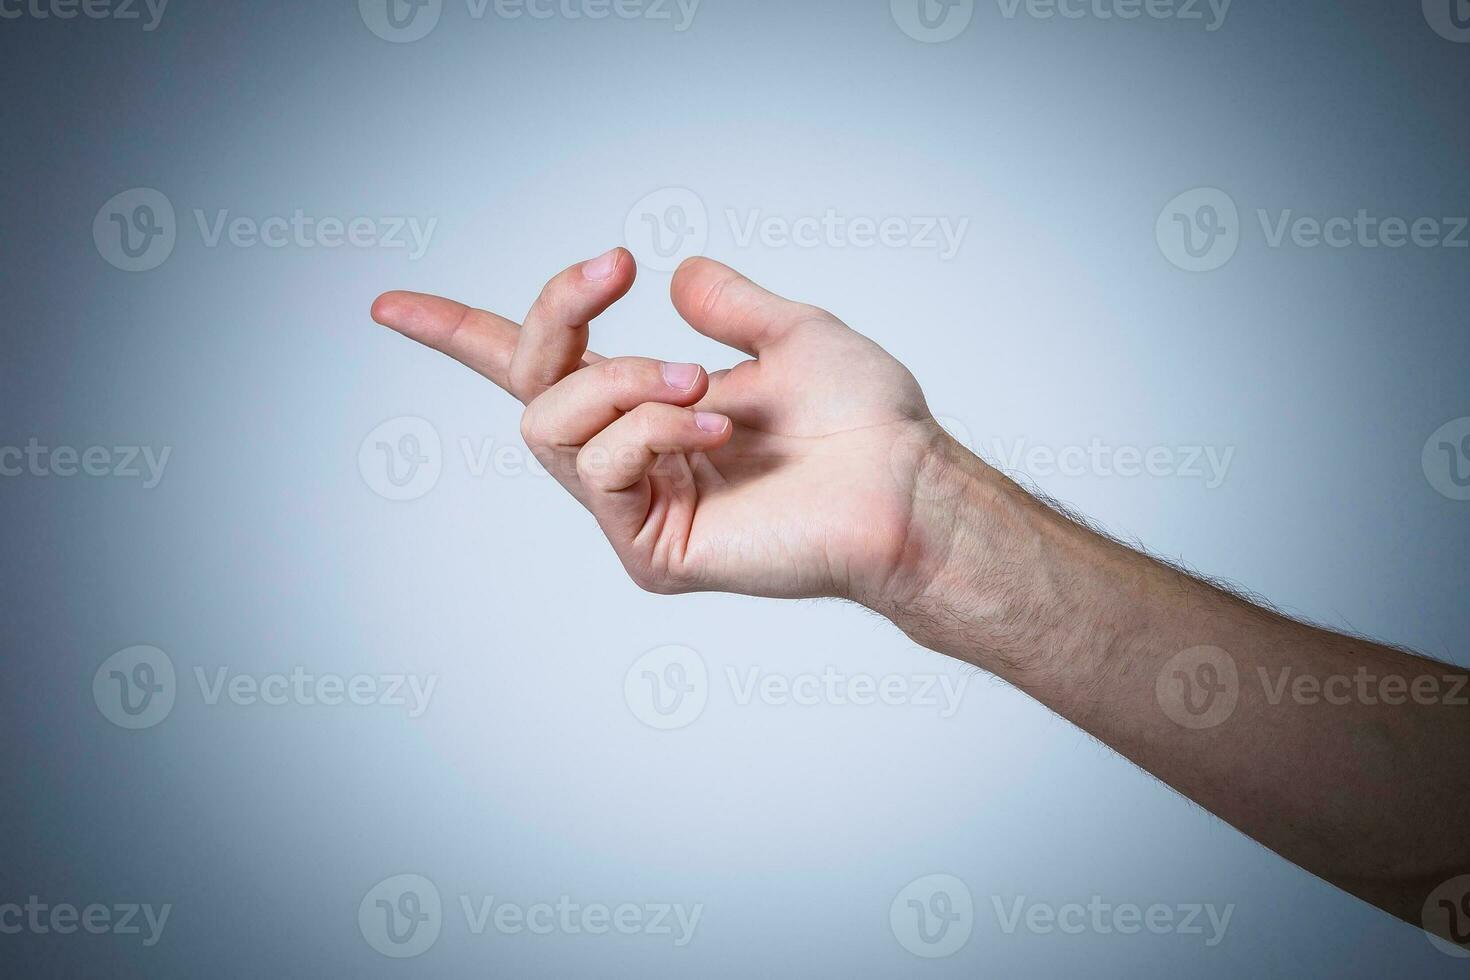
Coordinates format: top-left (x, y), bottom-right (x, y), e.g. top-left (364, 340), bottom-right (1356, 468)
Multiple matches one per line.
top-left (373, 249), bottom-right (1470, 947)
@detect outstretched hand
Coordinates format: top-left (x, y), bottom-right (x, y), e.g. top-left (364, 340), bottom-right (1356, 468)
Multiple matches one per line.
top-left (371, 251), bottom-right (964, 608)
top-left (374, 249), bottom-right (1470, 945)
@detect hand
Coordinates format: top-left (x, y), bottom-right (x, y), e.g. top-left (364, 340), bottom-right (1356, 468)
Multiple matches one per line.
top-left (373, 250), bottom-right (1470, 941)
top-left (371, 251), bottom-right (978, 609)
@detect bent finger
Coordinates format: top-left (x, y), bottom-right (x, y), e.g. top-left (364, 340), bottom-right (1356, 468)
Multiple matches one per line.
top-left (575, 403), bottom-right (732, 534)
top-left (521, 356), bottom-right (709, 450)
top-left (509, 247), bottom-right (635, 401)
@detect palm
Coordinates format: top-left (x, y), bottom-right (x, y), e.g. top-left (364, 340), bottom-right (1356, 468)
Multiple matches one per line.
top-left (652, 317), bottom-right (934, 601)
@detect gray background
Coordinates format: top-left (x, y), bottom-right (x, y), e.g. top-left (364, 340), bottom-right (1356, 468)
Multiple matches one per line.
top-left (2, 0), bottom-right (1468, 975)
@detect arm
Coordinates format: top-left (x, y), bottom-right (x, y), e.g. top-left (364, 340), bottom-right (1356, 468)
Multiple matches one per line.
top-left (371, 249), bottom-right (1470, 946)
top-left (884, 443), bottom-right (1470, 939)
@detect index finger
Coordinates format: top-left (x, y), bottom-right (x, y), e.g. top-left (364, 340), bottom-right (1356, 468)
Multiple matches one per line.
top-left (370, 290), bottom-right (604, 398)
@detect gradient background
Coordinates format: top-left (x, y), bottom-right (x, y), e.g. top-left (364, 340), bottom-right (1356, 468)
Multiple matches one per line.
top-left (2, 0), bottom-right (1468, 975)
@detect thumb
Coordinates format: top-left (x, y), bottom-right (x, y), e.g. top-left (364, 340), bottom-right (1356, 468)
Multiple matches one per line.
top-left (670, 257), bottom-right (813, 357)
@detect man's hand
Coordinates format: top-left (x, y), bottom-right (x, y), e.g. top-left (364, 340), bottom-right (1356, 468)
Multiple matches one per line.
top-left (371, 250), bottom-right (966, 609)
top-left (372, 246), bottom-right (1470, 947)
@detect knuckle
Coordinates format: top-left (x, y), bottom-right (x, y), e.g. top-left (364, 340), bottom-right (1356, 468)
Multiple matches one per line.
top-left (519, 405), bottom-right (542, 445)
top-left (575, 445), bottom-right (613, 490)
top-left (698, 272), bottom-right (736, 320)
top-left (627, 566), bottom-right (676, 595)
top-left (626, 401), bottom-right (664, 433)
top-left (532, 274), bottom-right (572, 321)
top-left (598, 356), bottom-right (631, 393)
top-left (789, 303), bottom-right (832, 326)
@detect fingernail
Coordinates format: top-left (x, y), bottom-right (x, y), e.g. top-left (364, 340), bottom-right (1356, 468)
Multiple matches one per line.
top-left (582, 248), bottom-right (619, 281)
top-left (695, 412), bottom-right (729, 434)
top-left (662, 362), bottom-right (702, 391)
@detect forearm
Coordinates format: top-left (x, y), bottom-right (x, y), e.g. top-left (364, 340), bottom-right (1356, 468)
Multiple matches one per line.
top-left (886, 442), bottom-right (1470, 930)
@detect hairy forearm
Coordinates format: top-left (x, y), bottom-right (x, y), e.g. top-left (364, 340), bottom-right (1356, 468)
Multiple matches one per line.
top-left (884, 440), bottom-right (1470, 932)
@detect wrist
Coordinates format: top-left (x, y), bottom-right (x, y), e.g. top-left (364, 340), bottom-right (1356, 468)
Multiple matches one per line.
top-left (871, 433), bottom-right (1112, 677)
